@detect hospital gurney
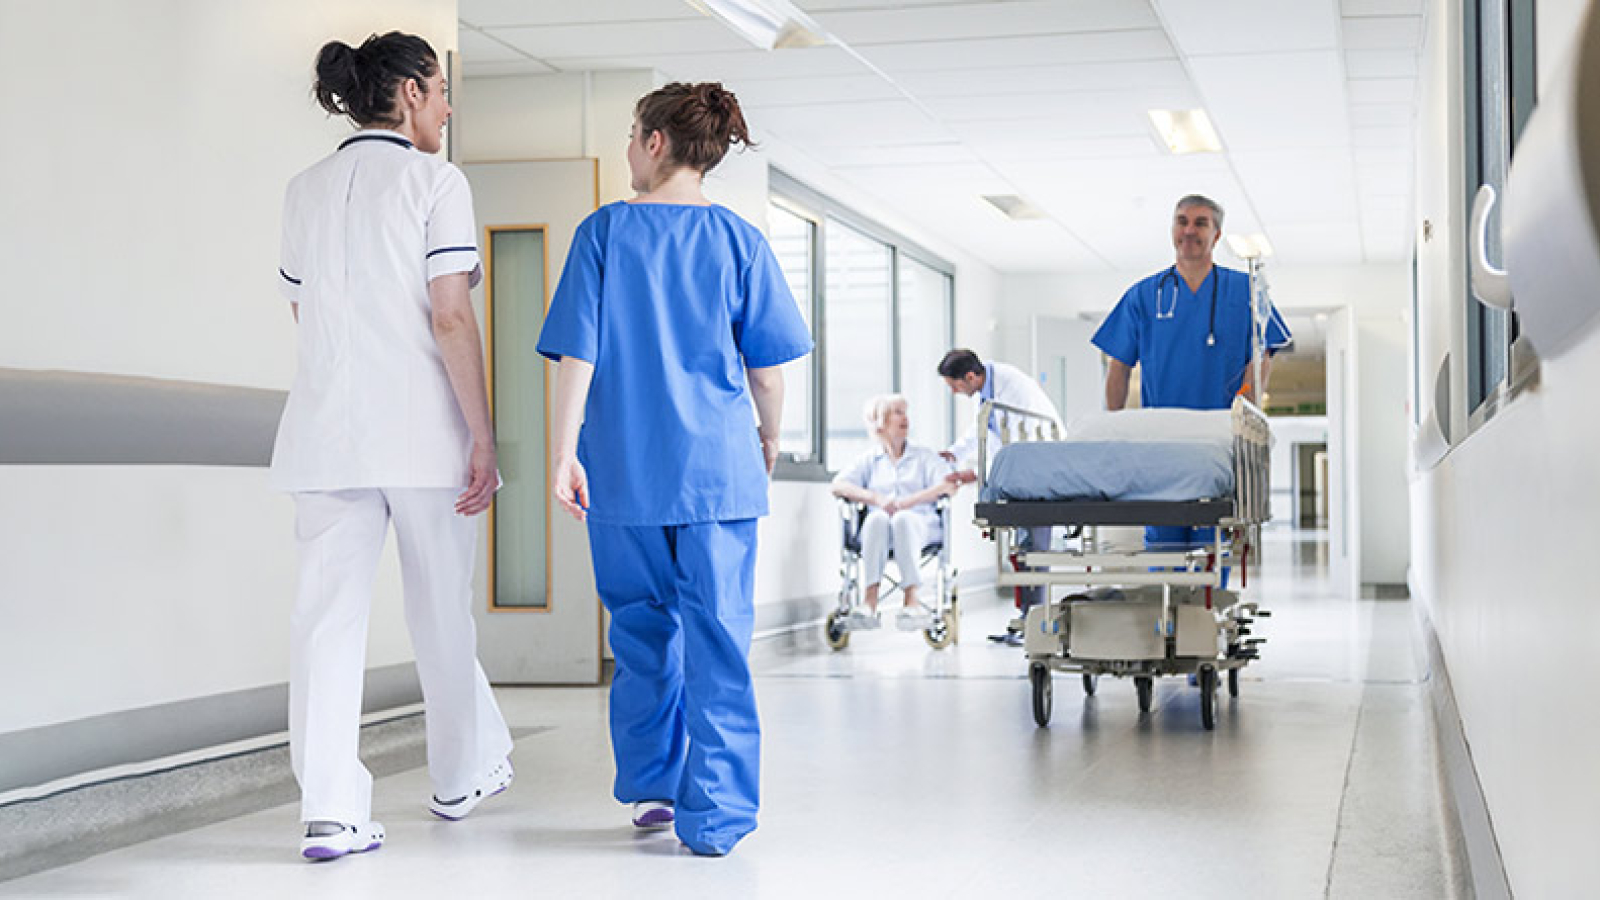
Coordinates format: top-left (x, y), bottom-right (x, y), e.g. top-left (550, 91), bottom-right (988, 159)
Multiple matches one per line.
top-left (972, 397), bottom-right (1272, 730)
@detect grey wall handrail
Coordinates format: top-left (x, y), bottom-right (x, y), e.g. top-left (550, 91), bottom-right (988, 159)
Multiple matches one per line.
top-left (0, 368), bottom-right (285, 466)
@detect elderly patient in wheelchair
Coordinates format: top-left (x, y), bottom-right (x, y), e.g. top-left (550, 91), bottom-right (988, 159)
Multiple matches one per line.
top-left (830, 394), bottom-right (960, 632)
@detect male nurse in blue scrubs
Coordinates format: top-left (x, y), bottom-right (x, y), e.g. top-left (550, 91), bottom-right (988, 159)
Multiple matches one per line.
top-left (1091, 193), bottom-right (1292, 551)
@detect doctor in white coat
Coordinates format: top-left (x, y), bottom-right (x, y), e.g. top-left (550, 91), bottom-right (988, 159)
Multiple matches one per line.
top-left (936, 348), bottom-right (1064, 645)
top-left (272, 31), bottom-right (513, 862)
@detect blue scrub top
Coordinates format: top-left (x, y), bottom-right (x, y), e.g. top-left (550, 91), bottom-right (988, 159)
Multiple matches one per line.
top-left (1091, 265), bottom-right (1292, 410)
top-left (537, 202), bottom-right (813, 526)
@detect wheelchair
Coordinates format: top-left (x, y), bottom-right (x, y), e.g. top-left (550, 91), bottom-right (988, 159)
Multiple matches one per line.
top-left (824, 496), bottom-right (960, 651)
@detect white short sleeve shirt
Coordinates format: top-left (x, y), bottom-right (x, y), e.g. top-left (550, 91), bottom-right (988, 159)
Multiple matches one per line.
top-left (271, 130), bottom-right (483, 492)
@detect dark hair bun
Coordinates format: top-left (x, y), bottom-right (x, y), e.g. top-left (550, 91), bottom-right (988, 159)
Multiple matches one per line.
top-left (634, 82), bottom-right (755, 175)
top-left (311, 32), bottom-right (438, 128)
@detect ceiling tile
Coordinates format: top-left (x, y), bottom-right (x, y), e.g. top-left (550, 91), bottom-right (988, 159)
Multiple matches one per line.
top-left (859, 30), bottom-right (1176, 73)
top-left (1187, 51), bottom-right (1351, 151)
top-left (814, 0), bottom-right (1159, 44)
top-left (1348, 102), bottom-right (1415, 128)
top-left (1156, 0), bottom-right (1339, 55)
top-left (1230, 149), bottom-right (1360, 225)
top-left (461, 59), bottom-right (560, 78)
top-left (798, 0), bottom-right (983, 9)
top-left (1351, 125), bottom-right (1412, 147)
top-left (1344, 48), bottom-right (1419, 78)
top-left (1340, 0), bottom-right (1424, 16)
top-left (757, 99), bottom-right (951, 147)
top-left (824, 142), bottom-right (977, 166)
top-left (1263, 223), bottom-right (1366, 264)
top-left (461, 0), bottom-right (697, 28)
top-left (488, 19), bottom-right (750, 59)
top-left (945, 114), bottom-right (1147, 142)
top-left (1354, 144), bottom-right (1412, 167)
top-left (553, 46), bottom-right (869, 80)
top-left (459, 28), bottom-right (534, 65)
top-left (1341, 16), bottom-right (1423, 51)
top-left (732, 74), bottom-right (903, 106)
top-left (922, 85), bottom-right (1200, 123)
top-left (1346, 77), bottom-right (1416, 103)
top-left (895, 60), bottom-right (1193, 97)
top-left (964, 135), bottom-right (1164, 162)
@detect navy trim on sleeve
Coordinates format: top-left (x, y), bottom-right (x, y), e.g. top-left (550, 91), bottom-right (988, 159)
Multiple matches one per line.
top-left (338, 133), bottom-right (414, 151)
top-left (279, 268), bottom-right (302, 285)
top-left (426, 245), bottom-right (478, 259)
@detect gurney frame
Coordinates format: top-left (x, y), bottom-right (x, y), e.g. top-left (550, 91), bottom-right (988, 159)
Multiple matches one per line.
top-left (971, 397), bottom-right (1273, 730)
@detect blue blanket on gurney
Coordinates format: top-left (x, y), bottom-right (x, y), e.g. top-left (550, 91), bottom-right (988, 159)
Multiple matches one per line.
top-left (980, 441), bottom-right (1234, 503)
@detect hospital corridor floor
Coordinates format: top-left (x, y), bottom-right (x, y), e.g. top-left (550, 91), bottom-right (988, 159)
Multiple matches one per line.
top-left (2, 528), bottom-right (1463, 899)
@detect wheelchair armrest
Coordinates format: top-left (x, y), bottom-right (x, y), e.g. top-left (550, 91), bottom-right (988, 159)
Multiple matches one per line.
top-left (836, 496), bottom-right (869, 545)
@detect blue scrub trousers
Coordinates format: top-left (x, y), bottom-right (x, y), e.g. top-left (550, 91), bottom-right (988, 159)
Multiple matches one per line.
top-left (1145, 526), bottom-right (1229, 588)
top-left (587, 519), bottom-right (761, 856)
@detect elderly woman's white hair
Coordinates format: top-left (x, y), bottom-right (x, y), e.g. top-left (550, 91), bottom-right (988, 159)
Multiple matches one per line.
top-left (862, 393), bottom-right (908, 437)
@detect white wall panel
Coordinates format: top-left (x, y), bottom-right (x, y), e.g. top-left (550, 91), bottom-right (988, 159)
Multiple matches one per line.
top-left (0, 0), bottom-right (460, 736)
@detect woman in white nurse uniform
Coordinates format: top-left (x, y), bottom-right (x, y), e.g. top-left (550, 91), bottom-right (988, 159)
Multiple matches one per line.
top-left (273, 31), bottom-right (512, 862)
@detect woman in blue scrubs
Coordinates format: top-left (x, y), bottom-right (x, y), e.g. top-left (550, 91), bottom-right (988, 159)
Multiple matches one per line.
top-left (537, 82), bottom-right (811, 857)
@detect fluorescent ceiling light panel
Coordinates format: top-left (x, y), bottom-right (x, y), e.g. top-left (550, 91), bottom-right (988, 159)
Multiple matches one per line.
top-left (686, 0), bottom-right (830, 50)
top-left (1225, 233), bottom-right (1275, 258)
top-left (1147, 108), bottom-right (1224, 154)
top-left (982, 194), bottom-right (1047, 221)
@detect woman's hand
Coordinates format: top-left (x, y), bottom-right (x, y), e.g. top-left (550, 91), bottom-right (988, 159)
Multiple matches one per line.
top-left (552, 454), bottom-right (590, 522)
top-left (882, 496), bottom-right (902, 515)
top-left (760, 432), bottom-right (780, 474)
top-left (455, 443), bottom-right (500, 516)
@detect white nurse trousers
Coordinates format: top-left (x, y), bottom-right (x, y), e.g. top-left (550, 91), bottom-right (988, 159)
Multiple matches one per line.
top-left (289, 488), bottom-right (512, 825)
top-left (858, 508), bottom-right (939, 589)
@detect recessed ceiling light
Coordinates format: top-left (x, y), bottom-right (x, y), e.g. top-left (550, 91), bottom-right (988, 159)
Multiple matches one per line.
top-left (686, 0), bottom-right (830, 50)
top-left (981, 194), bottom-right (1047, 221)
top-left (1226, 233), bottom-right (1274, 259)
top-left (1147, 108), bottom-right (1224, 154)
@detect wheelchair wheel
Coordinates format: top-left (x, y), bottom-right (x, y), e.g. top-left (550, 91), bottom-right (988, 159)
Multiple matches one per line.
top-left (1134, 676), bottom-right (1153, 713)
top-left (1082, 673), bottom-right (1098, 696)
top-left (923, 614), bottom-right (954, 650)
top-left (824, 610), bottom-right (850, 651)
top-left (1030, 662), bottom-right (1053, 727)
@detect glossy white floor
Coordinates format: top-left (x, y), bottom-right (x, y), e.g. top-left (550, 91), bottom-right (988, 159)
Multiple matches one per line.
top-left (2, 527), bottom-right (1463, 899)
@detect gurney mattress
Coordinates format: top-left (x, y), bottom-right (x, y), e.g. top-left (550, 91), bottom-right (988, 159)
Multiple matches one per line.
top-left (980, 440), bottom-right (1233, 503)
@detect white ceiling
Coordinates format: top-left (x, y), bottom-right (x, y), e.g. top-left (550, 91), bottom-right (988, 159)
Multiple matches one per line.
top-left (458, 0), bottom-right (1424, 274)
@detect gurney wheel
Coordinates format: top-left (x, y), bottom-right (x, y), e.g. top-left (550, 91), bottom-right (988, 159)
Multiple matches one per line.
top-left (1082, 674), bottom-right (1098, 696)
top-left (1030, 663), bottom-right (1053, 727)
top-left (1198, 666), bottom-right (1217, 730)
top-left (824, 611), bottom-right (850, 651)
top-left (1227, 667), bottom-right (1239, 698)
top-left (1134, 676), bottom-right (1153, 713)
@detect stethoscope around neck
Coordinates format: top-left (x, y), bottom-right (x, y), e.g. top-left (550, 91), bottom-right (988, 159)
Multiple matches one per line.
top-left (1156, 265), bottom-right (1219, 347)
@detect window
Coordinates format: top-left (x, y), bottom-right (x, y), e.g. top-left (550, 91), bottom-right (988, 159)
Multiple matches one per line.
top-left (768, 170), bottom-right (957, 476)
top-left (824, 219), bottom-right (895, 465)
top-left (485, 227), bottom-right (549, 610)
top-left (1464, 0), bottom-right (1537, 417)
top-left (767, 202), bottom-right (817, 460)
top-left (898, 255), bottom-right (955, 448)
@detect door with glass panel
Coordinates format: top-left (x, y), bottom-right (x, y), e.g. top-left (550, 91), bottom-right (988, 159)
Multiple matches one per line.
top-left (464, 159), bottom-right (600, 684)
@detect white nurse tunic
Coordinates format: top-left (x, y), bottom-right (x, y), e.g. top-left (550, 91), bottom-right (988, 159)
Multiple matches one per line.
top-left (273, 130), bottom-right (483, 492)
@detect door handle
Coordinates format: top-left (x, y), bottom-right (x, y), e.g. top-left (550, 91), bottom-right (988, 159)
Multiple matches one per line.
top-left (1470, 184), bottom-right (1513, 309)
